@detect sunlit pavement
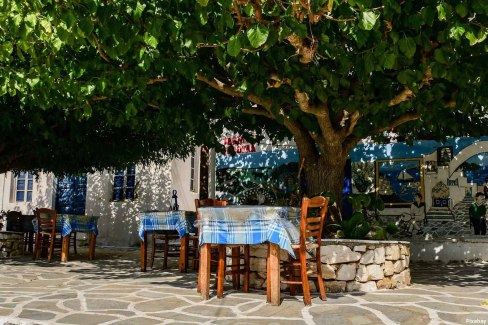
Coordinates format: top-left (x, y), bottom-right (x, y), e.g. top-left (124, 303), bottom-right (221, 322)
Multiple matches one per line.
top-left (0, 247), bottom-right (487, 325)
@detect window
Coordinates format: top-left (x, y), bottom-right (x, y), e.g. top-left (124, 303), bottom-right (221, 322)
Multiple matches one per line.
top-left (190, 151), bottom-right (198, 192)
top-left (15, 171), bottom-right (34, 202)
top-left (112, 166), bottom-right (136, 201)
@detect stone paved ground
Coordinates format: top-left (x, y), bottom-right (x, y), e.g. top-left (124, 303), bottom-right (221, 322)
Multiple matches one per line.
top-left (0, 247), bottom-right (487, 325)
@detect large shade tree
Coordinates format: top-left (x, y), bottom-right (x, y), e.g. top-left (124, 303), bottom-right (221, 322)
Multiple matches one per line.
top-left (1, 0), bottom-right (487, 206)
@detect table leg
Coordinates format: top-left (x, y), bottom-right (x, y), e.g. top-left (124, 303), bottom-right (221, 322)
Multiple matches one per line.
top-left (88, 233), bottom-right (96, 260)
top-left (61, 235), bottom-right (70, 262)
top-left (28, 232), bottom-right (34, 253)
top-left (267, 242), bottom-right (281, 306)
top-left (140, 231), bottom-right (147, 272)
top-left (199, 243), bottom-right (211, 299)
top-left (179, 234), bottom-right (189, 273)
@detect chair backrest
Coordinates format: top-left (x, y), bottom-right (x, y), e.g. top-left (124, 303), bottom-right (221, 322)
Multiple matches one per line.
top-left (195, 198), bottom-right (227, 221)
top-left (6, 211), bottom-right (23, 232)
top-left (34, 208), bottom-right (57, 235)
top-left (195, 198), bottom-right (228, 209)
top-left (299, 196), bottom-right (330, 245)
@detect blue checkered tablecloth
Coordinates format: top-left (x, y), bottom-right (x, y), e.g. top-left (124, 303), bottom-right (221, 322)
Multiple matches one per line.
top-left (197, 206), bottom-right (301, 258)
top-left (138, 210), bottom-right (197, 240)
top-left (32, 215), bottom-right (99, 237)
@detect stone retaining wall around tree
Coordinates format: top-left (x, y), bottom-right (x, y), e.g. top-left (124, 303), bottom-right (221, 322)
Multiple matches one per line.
top-left (247, 239), bottom-right (411, 293)
top-left (0, 231), bottom-right (24, 258)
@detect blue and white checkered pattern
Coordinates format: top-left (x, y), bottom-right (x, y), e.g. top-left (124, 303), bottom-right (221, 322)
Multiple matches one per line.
top-left (61, 215), bottom-right (99, 237)
top-left (197, 206), bottom-right (301, 258)
top-left (32, 215), bottom-right (99, 237)
top-left (138, 210), bottom-right (197, 240)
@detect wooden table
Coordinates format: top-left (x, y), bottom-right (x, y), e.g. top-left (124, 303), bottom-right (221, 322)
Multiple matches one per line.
top-left (33, 214), bottom-right (99, 262)
top-left (59, 215), bottom-right (99, 262)
top-left (138, 210), bottom-right (196, 273)
top-left (197, 206), bottom-right (300, 306)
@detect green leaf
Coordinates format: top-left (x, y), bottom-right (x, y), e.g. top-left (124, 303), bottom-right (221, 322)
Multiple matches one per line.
top-left (52, 38), bottom-right (63, 51)
top-left (278, 25), bottom-right (292, 41)
top-left (383, 53), bottom-right (396, 69)
top-left (247, 24), bottom-right (269, 48)
top-left (433, 49), bottom-right (448, 64)
top-left (359, 11), bottom-right (378, 30)
top-left (24, 13), bottom-right (37, 28)
top-left (227, 35), bottom-right (241, 57)
top-left (196, 0), bottom-right (209, 6)
top-left (455, 4), bottom-right (468, 17)
top-left (436, 3), bottom-right (450, 21)
top-left (449, 25), bottom-right (465, 41)
top-left (465, 30), bottom-right (487, 46)
top-left (79, 17), bottom-right (94, 37)
top-left (398, 37), bottom-right (416, 58)
top-left (144, 33), bottom-right (158, 48)
top-left (134, 2), bottom-right (146, 19)
top-left (397, 69), bottom-right (421, 85)
top-left (125, 103), bottom-right (137, 118)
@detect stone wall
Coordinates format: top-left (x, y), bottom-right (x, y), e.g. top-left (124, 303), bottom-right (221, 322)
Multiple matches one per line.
top-left (0, 231), bottom-right (24, 258)
top-left (247, 239), bottom-right (411, 293)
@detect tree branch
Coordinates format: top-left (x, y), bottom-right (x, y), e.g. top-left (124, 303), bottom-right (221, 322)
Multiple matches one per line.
top-left (388, 66), bottom-right (432, 106)
top-left (196, 73), bottom-right (273, 110)
top-left (375, 112), bottom-right (421, 133)
top-left (147, 77), bottom-right (168, 84)
top-left (248, 0), bottom-right (263, 21)
top-left (242, 108), bottom-right (273, 118)
top-left (287, 34), bottom-right (317, 64)
top-left (91, 33), bottom-right (111, 63)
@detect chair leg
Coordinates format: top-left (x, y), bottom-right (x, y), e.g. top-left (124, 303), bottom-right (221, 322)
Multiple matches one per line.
top-left (217, 244), bottom-right (226, 298)
top-left (72, 232), bottom-right (77, 255)
top-left (192, 238), bottom-right (199, 271)
top-left (288, 258), bottom-right (297, 297)
top-left (162, 235), bottom-right (169, 269)
top-left (33, 233), bottom-right (40, 260)
top-left (243, 245), bottom-right (250, 293)
top-left (150, 235), bottom-right (156, 269)
top-left (231, 246), bottom-right (239, 289)
top-left (47, 235), bottom-right (55, 263)
top-left (300, 251), bottom-right (311, 306)
top-left (316, 252), bottom-right (326, 301)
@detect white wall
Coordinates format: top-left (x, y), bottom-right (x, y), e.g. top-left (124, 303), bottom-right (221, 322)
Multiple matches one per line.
top-left (170, 155), bottom-right (199, 212)
top-left (0, 172), bottom-right (55, 215)
top-left (0, 159), bottom-right (193, 247)
top-left (85, 163), bottom-right (173, 247)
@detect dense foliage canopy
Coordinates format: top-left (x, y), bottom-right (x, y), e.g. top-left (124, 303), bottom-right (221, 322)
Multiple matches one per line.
top-left (1, 0), bottom-right (487, 203)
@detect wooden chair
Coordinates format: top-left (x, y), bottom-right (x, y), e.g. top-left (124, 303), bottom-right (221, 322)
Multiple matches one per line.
top-left (194, 198), bottom-right (240, 294)
top-left (280, 196), bottom-right (330, 305)
top-left (150, 228), bottom-right (182, 270)
top-left (33, 208), bottom-right (77, 262)
top-left (33, 208), bottom-right (60, 263)
top-left (198, 200), bottom-right (250, 299)
top-left (5, 211), bottom-right (31, 253)
top-left (192, 198), bottom-right (227, 272)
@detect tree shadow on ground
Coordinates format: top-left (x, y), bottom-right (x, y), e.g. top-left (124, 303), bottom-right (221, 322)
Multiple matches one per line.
top-left (411, 261), bottom-right (488, 287)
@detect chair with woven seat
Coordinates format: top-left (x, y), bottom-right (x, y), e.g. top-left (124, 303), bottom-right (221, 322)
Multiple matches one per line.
top-left (278, 196), bottom-right (330, 305)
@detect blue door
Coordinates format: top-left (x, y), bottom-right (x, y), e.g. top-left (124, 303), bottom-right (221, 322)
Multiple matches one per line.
top-left (55, 176), bottom-right (87, 215)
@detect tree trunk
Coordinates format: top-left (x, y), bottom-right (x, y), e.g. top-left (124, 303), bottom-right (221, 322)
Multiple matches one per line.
top-left (302, 153), bottom-right (347, 211)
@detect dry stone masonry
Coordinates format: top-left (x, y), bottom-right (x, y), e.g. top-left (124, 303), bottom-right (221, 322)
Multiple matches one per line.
top-left (248, 239), bottom-right (411, 293)
top-left (0, 231), bottom-right (24, 258)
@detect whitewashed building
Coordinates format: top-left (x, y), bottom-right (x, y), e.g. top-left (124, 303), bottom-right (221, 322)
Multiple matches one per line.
top-left (0, 149), bottom-right (213, 247)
